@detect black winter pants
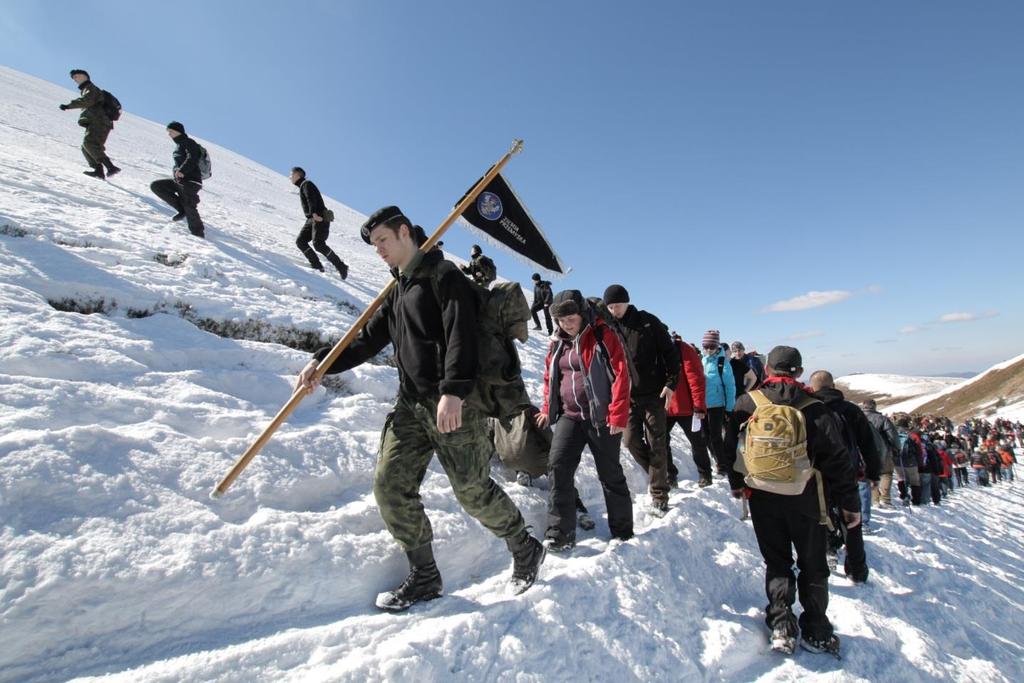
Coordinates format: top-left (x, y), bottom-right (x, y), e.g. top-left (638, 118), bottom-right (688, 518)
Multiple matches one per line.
top-left (750, 495), bottom-right (833, 641)
top-left (150, 178), bottom-right (204, 237)
top-left (296, 220), bottom-right (346, 274)
top-left (531, 301), bottom-right (552, 334)
top-left (704, 407), bottom-right (728, 472)
top-left (547, 417), bottom-right (633, 542)
top-left (666, 415), bottom-right (712, 480)
top-left (623, 395), bottom-right (670, 503)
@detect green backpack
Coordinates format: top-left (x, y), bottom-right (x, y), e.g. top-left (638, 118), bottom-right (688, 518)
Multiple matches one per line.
top-left (431, 261), bottom-right (532, 419)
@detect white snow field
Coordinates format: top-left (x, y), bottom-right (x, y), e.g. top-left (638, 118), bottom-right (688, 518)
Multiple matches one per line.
top-left (1, 67), bottom-right (1022, 683)
top-left (835, 375), bottom-right (964, 412)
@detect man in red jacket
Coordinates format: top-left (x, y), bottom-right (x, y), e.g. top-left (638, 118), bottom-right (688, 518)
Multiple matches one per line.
top-left (665, 333), bottom-right (713, 487)
top-left (536, 290), bottom-right (634, 551)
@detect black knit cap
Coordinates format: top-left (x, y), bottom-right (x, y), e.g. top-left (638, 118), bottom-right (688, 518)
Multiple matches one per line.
top-left (361, 205), bottom-right (409, 244)
top-left (550, 290), bottom-right (584, 319)
top-left (603, 284), bottom-right (629, 305)
top-left (291, 166), bottom-right (305, 177)
top-left (166, 121), bottom-right (186, 135)
top-left (69, 69), bottom-right (90, 79)
top-left (767, 345), bottom-right (802, 373)
top-left (531, 273), bottom-right (541, 281)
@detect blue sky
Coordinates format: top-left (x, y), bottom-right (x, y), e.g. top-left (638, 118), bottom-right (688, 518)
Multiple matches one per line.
top-left (2, 0), bottom-right (1022, 376)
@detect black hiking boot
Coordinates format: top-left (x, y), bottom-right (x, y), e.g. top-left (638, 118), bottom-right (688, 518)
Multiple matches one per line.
top-left (651, 497), bottom-right (669, 517)
top-left (171, 211), bottom-right (186, 222)
top-left (515, 471), bottom-right (533, 487)
top-left (104, 160), bottom-right (121, 177)
top-left (770, 622), bottom-right (797, 655)
top-left (375, 544), bottom-right (443, 612)
top-left (698, 475), bottom-right (713, 488)
top-left (507, 529), bottom-right (545, 595)
top-left (83, 167), bottom-right (105, 180)
top-left (337, 261), bottom-right (349, 280)
top-left (800, 633), bottom-right (842, 659)
top-left (543, 532), bottom-right (575, 554)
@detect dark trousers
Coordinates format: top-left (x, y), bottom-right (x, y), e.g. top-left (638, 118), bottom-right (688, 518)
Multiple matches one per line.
top-left (623, 395), bottom-right (669, 503)
top-left (547, 417), bottom-right (633, 542)
top-left (704, 407), bottom-right (728, 471)
top-left (930, 474), bottom-right (942, 504)
top-left (750, 495), bottom-right (833, 641)
top-left (827, 504), bottom-right (867, 580)
top-left (150, 178), bottom-right (204, 236)
top-left (82, 121), bottom-right (113, 169)
top-left (666, 415), bottom-right (712, 480)
top-left (955, 467), bottom-right (969, 487)
top-left (296, 220), bottom-right (346, 274)
top-left (531, 301), bottom-right (552, 334)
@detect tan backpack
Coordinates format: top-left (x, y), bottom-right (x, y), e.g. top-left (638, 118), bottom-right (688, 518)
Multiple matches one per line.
top-left (735, 389), bottom-right (833, 529)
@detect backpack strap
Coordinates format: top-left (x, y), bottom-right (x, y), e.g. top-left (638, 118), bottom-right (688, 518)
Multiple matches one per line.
top-left (748, 389), bottom-right (771, 410)
top-left (814, 469), bottom-right (835, 531)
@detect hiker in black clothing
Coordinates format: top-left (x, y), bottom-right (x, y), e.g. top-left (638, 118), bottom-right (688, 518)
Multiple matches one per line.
top-left (604, 284), bottom-right (679, 514)
top-left (809, 370), bottom-right (881, 584)
top-left (149, 122), bottom-right (205, 238)
top-left (59, 69), bottom-right (120, 179)
top-left (530, 273), bottom-right (553, 334)
top-left (724, 346), bottom-right (860, 657)
top-left (289, 167), bottom-right (348, 279)
top-left (461, 245), bottom-right (497, 287)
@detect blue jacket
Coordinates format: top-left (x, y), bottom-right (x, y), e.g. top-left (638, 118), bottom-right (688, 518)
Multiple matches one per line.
top-left (702, 349), bottom-right (736, 411)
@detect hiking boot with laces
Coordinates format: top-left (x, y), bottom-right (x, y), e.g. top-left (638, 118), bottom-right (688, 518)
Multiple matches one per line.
top-left (543, 534), bottom-right (575, 554)
top-left (375, 544), bottom-right (443, 612)
top-left (770, 622), bottom-right (797, 655)
top-left (507, 529), bottom-right (545, 595)
top-left (800, 633), bottom-right (842, 659)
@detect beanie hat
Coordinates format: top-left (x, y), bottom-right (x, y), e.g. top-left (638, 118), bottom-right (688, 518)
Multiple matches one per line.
top-left (702, 329), bottom-right (720, 347)
top-left (532, 273), bottom-right (541, 281)
top-left (602, 284), bottom-right (629, 305)
top-left (69, 69), bottom-right (90, 80)
top-left (166, 121), bottom-right (186, 135)
top-left (291, 166), bottom-right (306, 177)
top-left (550, 290), bottom-right (584, 319)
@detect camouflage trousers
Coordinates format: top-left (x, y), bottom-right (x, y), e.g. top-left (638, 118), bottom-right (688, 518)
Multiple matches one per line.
top-left (375, 393), bottom-right (526, 551)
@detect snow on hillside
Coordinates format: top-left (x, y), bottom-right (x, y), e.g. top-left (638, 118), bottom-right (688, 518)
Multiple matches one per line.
top-left (836, 374), bottom-right (963, 411)
top-left (2, 67), bottom-right (1024, 683)
top-left (902, 353), bottom-right (1024, 421)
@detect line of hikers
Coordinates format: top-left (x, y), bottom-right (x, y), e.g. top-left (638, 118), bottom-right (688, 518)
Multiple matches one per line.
top-left (57, 68), bottom-right (348, 277)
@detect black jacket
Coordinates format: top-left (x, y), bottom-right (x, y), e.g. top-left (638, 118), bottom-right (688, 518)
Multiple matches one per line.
top-left (532, 280), bottom-right (553, 307)
top-left (298, 179), bottom-right (326, 219)
top-left (615, 305), bottom-right (679, 399)
top-left (172, 134), bottom-right (204, 185)
top-left (315, 250), bottom-right (478, 400)
top-left (725, 380), bottom-right (861, 516)
top-left (813, 387), bottom-right (882, 482)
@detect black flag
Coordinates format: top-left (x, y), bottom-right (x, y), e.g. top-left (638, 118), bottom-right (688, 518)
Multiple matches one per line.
top-left (459, 173), bottom-right (566, 275)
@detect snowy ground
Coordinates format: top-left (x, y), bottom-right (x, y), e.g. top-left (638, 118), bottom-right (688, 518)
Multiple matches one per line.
top-left (2, 67), bottom-right (1023, 683)
top-left (836, 374), bottom-right (964, 412)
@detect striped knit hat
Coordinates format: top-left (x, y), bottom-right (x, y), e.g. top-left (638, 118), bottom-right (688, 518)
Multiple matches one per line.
top-left (702, 329), bottom-right (720, 348)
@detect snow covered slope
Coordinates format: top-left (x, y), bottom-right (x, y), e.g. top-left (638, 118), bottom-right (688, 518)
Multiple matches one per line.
top-left (836, 374), bottom-right (963, 411)
top-left (896, 353), bottom-right (1024, 421)
top-left (2, 67), bottom-right (1023, 683)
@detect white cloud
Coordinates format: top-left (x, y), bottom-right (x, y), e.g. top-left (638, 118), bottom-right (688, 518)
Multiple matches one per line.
top-left (938, 310), bottom-right (998, 323)
top-left (788, 330), bottom-right (825, 341)
top-left (899, 325), bottom-right (922, 334)
top-left (762, 290), bottom-right (852, 313)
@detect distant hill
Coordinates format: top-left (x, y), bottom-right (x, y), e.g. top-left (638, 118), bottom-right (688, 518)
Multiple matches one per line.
top-left (835, 374), bottom-right (963, 410)
top-left (910, 354), bottom-right (1024, 422)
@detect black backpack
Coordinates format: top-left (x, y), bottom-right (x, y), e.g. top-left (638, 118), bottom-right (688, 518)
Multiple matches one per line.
top-left (102, 90), bottom-right (122, 122)
top-left (586, 297), bottom-right (640, 388)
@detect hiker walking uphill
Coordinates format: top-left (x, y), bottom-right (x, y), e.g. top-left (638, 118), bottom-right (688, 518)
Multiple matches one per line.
top-left (289, 167), bottom-right (348, 279)
top-left (809, 371), bottom-right (880, 584)
top-left (461, 244), bottom-right (497, 287)
top-left (701, 330), bottom-right (736, 475)
top-left (665, 332), bottom-right (712, 488)
top-left (536, 289), bottom-right (634, 551)
top-left (603, 284), bottom-right (679, 514)
top-left (149, 122), bottom-right (206, 238)
top-left (530, 273), bottom-right (554, 334)
top-left (723, 346), bottom-right (861, 658)
top-left (296, 206), bottom-right (544, 611)
top-left (861, 399), bottom-right (901, 507)
top-left (59, 69), bottom-right (120, 179)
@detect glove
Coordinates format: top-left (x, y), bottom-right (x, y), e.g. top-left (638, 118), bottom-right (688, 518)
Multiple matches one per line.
top-left (59, 104), bottom-right (69, 111)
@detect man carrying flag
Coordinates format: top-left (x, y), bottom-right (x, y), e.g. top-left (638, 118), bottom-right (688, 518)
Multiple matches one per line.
top-left (295, 205), bottom-right (546, 611)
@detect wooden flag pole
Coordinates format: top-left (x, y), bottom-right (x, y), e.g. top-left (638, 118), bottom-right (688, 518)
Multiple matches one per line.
top-left (211, 139), bottom-right (524, 498)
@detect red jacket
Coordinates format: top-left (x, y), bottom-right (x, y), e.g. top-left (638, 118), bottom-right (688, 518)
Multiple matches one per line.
top-left (939, 450), bottom-right (953, 478)
top-left (542, 319), bottom-right (631, 430)
top-left (667, 340), bottom-right (706, 417)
